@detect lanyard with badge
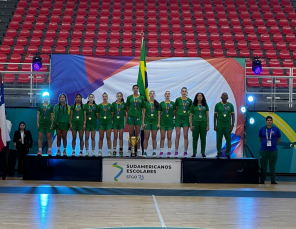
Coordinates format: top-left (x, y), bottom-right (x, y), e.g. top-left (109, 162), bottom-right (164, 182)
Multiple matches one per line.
top-left (88, 105), bottom-right (94, 120)
top-left (266, 128), bottom-right (272, 146)
top-left (117, 102), bottom-right (122, 119)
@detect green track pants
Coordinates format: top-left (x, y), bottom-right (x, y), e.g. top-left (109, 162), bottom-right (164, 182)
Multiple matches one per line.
top-left (216, 126), bottom-right (231, 155)
top-left (192, 121), bottom-right (207, 155)
top-left (260, 150), bottom-right (278, 182)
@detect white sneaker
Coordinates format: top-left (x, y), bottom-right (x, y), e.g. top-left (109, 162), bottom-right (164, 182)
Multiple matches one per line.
top-left (91, 150), bottom-right (95, 157)
top-left (108, 152), bottom-right (112, 157)
top-left (126, 150), bottom-right (131, 157)
top-left (98, 151), bottom-right (102, 157)
top-left (85, 150), bottom-right (89, 157)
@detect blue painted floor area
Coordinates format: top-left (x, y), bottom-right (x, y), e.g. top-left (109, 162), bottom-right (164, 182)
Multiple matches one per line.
top-left (0, 186), bottom-right (296, 198)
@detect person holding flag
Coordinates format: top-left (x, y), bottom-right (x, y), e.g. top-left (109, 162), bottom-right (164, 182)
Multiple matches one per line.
top-left (125, 32), bottom-right (148, 157)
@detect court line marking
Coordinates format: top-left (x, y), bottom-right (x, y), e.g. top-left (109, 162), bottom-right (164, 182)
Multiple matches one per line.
top-left (152, 195), bottom-right (167, 229)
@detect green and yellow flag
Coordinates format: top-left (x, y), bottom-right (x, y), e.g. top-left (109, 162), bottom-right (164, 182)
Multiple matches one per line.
top-left (137, 36), bottom-right (149, 101)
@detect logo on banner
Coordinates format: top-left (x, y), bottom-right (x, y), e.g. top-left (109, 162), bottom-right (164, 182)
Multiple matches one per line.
top-left (112, 162), bottom-right (123, 182)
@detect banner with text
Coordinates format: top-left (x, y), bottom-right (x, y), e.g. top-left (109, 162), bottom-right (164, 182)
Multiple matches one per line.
top-left (103, 158), bottom-right (181, 183)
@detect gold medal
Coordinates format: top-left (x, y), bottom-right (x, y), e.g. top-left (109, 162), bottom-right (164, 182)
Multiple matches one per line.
top-left (89, 117), bottom-right (91, 120)
top-left (76, 116), bottom-right (79, 119)
top-left (166, 115), bottom-right (169, 117)
top-left (199, 115), bottom-right (202, 118)
top-left (135, 108), bottom-right (136, 110)
top-left (117, 116), bottom-right (120, 119)
top-left (44, 117), bottom-right (46, 119)
top-left (224, 114), bottom-right (226, 117)
top-left (183, 111), bottom-right (186, 113)
top-left (151, 114), bottom-right (154, 116)
top-left (104, 116), bottom-right (106, 119)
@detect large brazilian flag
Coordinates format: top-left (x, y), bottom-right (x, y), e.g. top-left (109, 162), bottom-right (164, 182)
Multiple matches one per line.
top-left (137, 36), bottom-right (149, 101)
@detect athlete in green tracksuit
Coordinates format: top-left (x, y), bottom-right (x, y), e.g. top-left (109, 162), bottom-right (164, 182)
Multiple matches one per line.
top-left (214, 92), bottom-right (235, 159)
top-left (126, 85), bottom-right (145, 157)
top-left (175, 87), bottom-right (192, 158)
top-left (190, 92), bottom-right (209, 158)
top-left (70, 94), bottom-right (86, 157)
top-left (37, 95), bottom-right (54, 156)
top-left (97, 92), bottom-right (113, 157)
top-left (53, 93), bottom-right (70, 156)
top-left (112, 92), bottom-right (126, 157)
top-left (158, 91), bottom-right (176, 158)
top-left (142, 90), bottom-right (159, 158)
top-left (84, 94), bottom-right (97, 157)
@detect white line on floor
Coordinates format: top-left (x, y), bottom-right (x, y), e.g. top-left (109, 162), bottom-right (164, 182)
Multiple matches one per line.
top-left (152, 195), bottom-right (167, 229)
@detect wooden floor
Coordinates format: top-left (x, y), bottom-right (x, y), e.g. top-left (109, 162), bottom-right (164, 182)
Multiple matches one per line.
top-left (0, 178), bottom-right (296, 229)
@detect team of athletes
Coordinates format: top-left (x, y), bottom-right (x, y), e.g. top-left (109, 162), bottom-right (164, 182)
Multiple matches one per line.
top-left (37, 85), bottom-right (235, 159)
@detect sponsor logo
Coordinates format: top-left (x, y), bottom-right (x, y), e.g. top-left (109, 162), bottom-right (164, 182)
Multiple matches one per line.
top-left (112, 162), bottom-right (123, 182)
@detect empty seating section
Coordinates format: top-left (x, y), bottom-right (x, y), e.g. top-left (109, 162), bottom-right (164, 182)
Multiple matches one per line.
top-left (0, 0), bottom-right (296, 86)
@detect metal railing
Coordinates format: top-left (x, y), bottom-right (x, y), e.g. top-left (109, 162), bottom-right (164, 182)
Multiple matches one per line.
top-left (0, 61), bottom-right (51, 107)
top-left (245, 66), bottom-right (296, 111)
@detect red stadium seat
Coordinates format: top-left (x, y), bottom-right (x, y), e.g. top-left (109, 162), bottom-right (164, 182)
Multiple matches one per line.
top-left (260, 34), bottom-right (271, 42)
top-left (278, 19), bottom-right (289, 27)
top-left (109, 39), bottom-right (120, 48)
top-left (247, 33), bottom-right (258, 42)
top-left (247, 78), bottom-right (261, 87)
top-left (265, 49), bottom-right (277, 58)
top-left (22, 22), bottom-right (33, 30)
top-left (187, 49), bottom-right (198, 57)
top-left (200, 49), bottom-right (212, 58)
top-left (48, 22), bottom-right (58, 30)
top-left (57, 37), bottom-right (68, 47)
top-left (237, 41), bottom-right (248, 49)
top-left (95, 47), bottom-right (106, 56)
top-left (83, 39), bottom-right (93, 47)
top-left (10, 54), bottom-right (21, 63)
top-left (160, 40), bottom-right (171, 49)
top-left (279, 50), bottom-right (291, 58)
top-left (226, 49), bottom-right (237, 56)
top-left (212, 40), bottom-right (222, 49)
top-left (41, 46), bottom-right (52, 53)
top-left (12, 14), bottom-right (23, 23)
top-left (234, 33), bottom-right (245, 41)
top-left (276, 42), bottom-right (287, 50)
top-left (43, 38), bottom-right (54, 47)
top-left (173, 40), bottom-right (184, 49)
top-left (262, 41), bottom-right (274, 50)
top-left (121, 48), bottom-right (132, 56)
top-left (6, 29), bottom-right (17, 37)
top-left (27, 45), bottom-right (38, 53)
top-left (224, 40), bottom-right (235, 49)
top-left (81, 47), bottom-right (93, 56)
top-left (54, 47), bottom-right (66, 54)
top-left (72, 30), bottom-right (82, 39)
top-left (174, 49), bottom-right (185, 57)
top-left (239, 49), bottom-right (250, 57)
top-left (272, 33), bottom-right (284, 42)
top-left (250, 41), bottom-right (261, 49)
top-left (64, 9), bottom-right (74, 16)
top-left (269, 26), bottom-right (280, 34)
top-left (13, 46), bottom-right (24, 54)
top-left (0, 54), bottom-right (7, 62)
top-left (97, 31), bottom-right (108, 39)
top-left (160, 48), bottom-right (172, 57)
top-left (2, 37), bottom-right (14, 46)
top-left (286, 33), bottom-right (296, 42)
top-left (147, 48), bottom-right (159, 57)
top-left (185, 32), bottom-right (195, 41)
top-left (96, 39), bottom-right (107, 47)
top-left (70, 38), bottom-right (81, 47)
top-left (30, 37), bottom-right (40, 46)
top-left (52, 8), bottom-right (62, 16)
top-left (222, 33), bottom-right (232, 41)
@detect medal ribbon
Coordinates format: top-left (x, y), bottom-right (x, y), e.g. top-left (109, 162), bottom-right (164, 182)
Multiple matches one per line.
top-left (166, 103), bottom-right (169, 115)
top-left (199, 105), bottom-right (202, 117)
top-left (150, 102), bottom-right (154, 114)
top-left (43, 105), bottom-right (47, 117)
top-left (117, 103), bottom-right (121, 116)
top-left (89, 105), bottom-right (93, 119)
top-left (182, 99), bottom-right (187, 111)
top-left (224, 104), bottom-right (227, 116)
top-left (76, 105), bottom-right (81, 117)
top-left (134, 96), bottom-right (138, 108)
top-left (104, 105), bottom-right (107, 117)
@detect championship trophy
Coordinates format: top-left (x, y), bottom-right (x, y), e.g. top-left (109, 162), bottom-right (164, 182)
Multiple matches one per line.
top-left (127, 135), bottom-right (140, 157)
